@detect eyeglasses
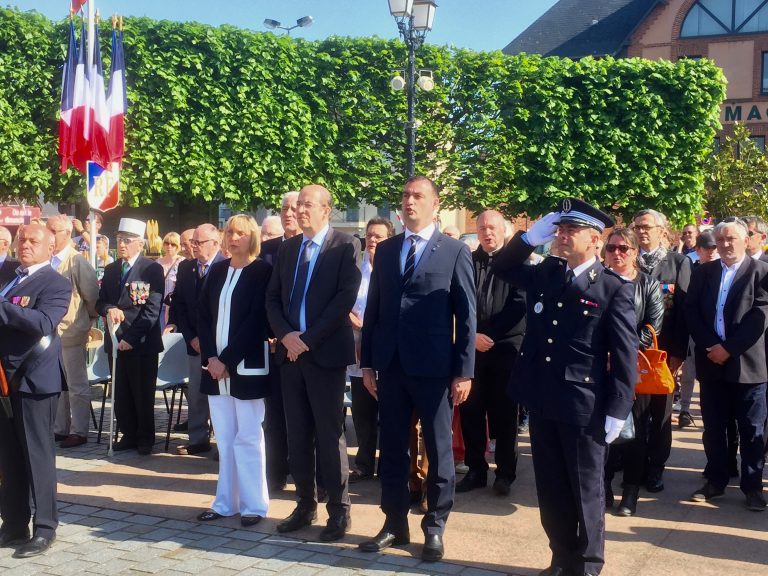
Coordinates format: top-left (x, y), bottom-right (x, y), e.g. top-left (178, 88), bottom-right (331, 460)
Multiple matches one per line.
top-left (190, 239), bottom-right (216, 247)
top-left (296, 201), bottom-right (328, 210)
top-left (116, 236), bottom-right (139, 245)
top-left (605, 244), bottom-right (632, 254)
top-left (163, 241), bottom-right (179, 246)
top-left (632, 224), bottom-right (657, 232)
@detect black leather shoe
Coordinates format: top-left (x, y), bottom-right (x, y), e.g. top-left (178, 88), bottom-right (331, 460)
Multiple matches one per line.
top-left (538, 567), bottom-right (570, 576)
top-left (493, 476), bottom-right (512, 496)
top-left (241, 515), bottom-right (263, 527)
top-left (691, 482), bottom-right (725, 502)
top-left (137, 444), bottom-right (153, 456)
top-left (421, 534), bottom-right (444, 562)
top-left (276, 507), bottom-right (317, 533)
top-left (359, 527), bottom-right (410, 552)
top-left (268, 478), bottom-right (287, 492)
top-left (318, 514), bottom-right (350, 542)
top-left (745, 490), bottom-right (767, 511)
top-left (113, 438), bottom-right (138, 452)
top-left (645, 469), bottom-right (664, 493)
top-left (197, 510), bottom-right (224, 522)
top-left (173, 420), bottom-right (188, 432)
top-left (13, 535), bottom-right (54, 558)
top-left (0, 526), bottom-right (30, 547)
top-left (456, 470), bottom-right (487, 493)
top-left (349, 470), bottom-right (375, 484)
top-left (616, 485), bottom-right (640, 517)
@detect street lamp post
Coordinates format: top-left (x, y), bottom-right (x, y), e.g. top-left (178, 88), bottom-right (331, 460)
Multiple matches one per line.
top-left (388, 0), bottom-right (437, 178)
top-left (263, 15), bottom-right (314, 35)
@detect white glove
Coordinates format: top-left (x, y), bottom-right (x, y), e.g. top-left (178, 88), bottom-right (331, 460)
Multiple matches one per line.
top-left (523, 212), bottom-right (559, 247)
top-left (604, 415), bottom-right (626, 444)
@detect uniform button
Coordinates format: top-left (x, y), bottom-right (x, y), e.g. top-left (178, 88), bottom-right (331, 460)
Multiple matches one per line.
top-left (557, 302), bottom-right (563, 308)
top-left (545, 357), bottom-right (551, 362)
top-left (520, 352), bottom-right (524, 356)
top-left (547, 338), bottom-right (553, 344)
top-left (584, 377), bottom-right (590, 382)
top-left (552, 320), bottom-right (558, 325)
top-left (583, 310), bottom-right (588, 315)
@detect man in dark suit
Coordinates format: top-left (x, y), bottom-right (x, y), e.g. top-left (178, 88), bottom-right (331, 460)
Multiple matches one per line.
top-left (493, 199), bottom-right (637, 576)
top-left (260, 191), bottom-right (299, 491)
top-left (458, 210), bottom-right (526, 497)
top-left (685, 218), bottom-right (768, 511)
top-left (0, 224), bottom-right (71, 558)
top-left (0, 225), bottom-right (19, 287)
top-left (358, 176), bottom-right (476, 562)
top-left (265, 185), bottom-right (361, 542)
top-left (166, 223), bottom-right (223, 455)
top-left (744, 216), bottom-right (768, 263)
top-left (632, 209), bottom-right (691, 492)
top-left (96, 218), bottom-right (164, 455)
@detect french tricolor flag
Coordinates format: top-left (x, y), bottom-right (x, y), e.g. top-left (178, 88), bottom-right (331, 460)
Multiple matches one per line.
top-left (71, 1), bottom-right (87, 13)
top-left (58, 20), bottom-right (78, 173)
top-left (85, 21), bottom-right (111, 169)
top-left (107, 26), bottom-right (126, 165)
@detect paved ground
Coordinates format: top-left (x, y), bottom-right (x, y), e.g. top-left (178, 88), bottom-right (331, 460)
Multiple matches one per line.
top-left (2, 385), bottom-right (767, 575)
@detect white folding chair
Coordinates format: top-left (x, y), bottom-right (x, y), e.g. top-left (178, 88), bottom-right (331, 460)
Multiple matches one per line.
top-left (157, 332), bottom-right (190, 451)
top-left (87, 344), bottom-right (112, 444)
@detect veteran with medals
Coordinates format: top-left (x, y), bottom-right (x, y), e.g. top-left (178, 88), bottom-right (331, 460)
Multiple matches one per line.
top-left (96, 218), bottom-right (164, 455)
top-left (493, 199), bottom-right (638, 576)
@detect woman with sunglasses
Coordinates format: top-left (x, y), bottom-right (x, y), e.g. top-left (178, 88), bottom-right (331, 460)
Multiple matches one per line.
top-left (603, 227), bottom-right (664, 516)
top-left (158, 232), bottom-right (184, 328)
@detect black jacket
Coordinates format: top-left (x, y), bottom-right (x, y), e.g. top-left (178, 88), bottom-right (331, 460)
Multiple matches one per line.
top-left (634, 271), bottom-right (664, 349)
top-left (0, 258), bottom-right (19, 288)
top-left (198, 258), bottom-right (272, 400)
top-left (642, 251), bottom-right (691, 359)
top-left (685, 257), bottom-right (768, 384)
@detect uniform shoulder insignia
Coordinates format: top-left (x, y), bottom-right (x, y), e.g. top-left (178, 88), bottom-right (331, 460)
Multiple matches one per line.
top-left (588, 269), bottom-right (597, 282)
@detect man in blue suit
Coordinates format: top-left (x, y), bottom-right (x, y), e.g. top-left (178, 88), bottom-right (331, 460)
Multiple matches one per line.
top-left (0, 224), bottom-right (71, 558)
top-left (358, 175), bottom-right (476, 562)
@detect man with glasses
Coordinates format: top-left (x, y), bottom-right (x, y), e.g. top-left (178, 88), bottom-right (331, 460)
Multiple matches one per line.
top-left (0, 225), bottom-right (19, 286)
top-left (679, 224), bottom-right (699, 263)
top-left (47, 215), bottom-right (99, 449)
top-left (492, 198), bottom-right (637, 576)
top-left (266, 185), bottom-right (361, 542)
top-left (166, 223), bottom-right (223, 455)
top-left (96, 218), bottom-right (164, 455)
top-left (179, 229), bottom-right (195, 261)
top-left (742, 216), bottom-right (768, 263)
top-left (631, 208), bottom-right (691, 493)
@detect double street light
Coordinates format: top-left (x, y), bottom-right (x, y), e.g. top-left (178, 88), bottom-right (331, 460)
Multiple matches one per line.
top-left (388, 0), bottom-right (438, 178)
top-left (263, 15), bottom-right (314, 35)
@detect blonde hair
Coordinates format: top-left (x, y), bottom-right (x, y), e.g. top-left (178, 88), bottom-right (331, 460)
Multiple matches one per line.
top-left (225, 214), bottom-right (261, 258)
top-left (162, 231), bottom-right (181, 247)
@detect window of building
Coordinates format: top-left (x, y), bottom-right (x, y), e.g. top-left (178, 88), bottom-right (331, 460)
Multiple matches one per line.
top-left (762, 52), bottom-right (768, 93)
top-left (681, 0), bottom-right (768, 37)
top-left (345, 206), bottom-right (360, 222)
top-left (751, 135), bottom-right (766, 150)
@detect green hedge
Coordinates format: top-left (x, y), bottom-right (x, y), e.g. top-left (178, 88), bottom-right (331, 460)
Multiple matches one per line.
top-left (0, 8), bottom-right (725, 223)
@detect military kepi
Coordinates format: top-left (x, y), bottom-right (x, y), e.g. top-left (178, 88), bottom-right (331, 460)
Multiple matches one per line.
top-left (555, 198), bottom-right (614, 232)
top-left (118, 217), bottom-right (146, 238)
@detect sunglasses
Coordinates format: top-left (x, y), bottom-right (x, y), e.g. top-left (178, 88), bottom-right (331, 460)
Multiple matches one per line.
top-left (605, 243), bottom-right (632, 254)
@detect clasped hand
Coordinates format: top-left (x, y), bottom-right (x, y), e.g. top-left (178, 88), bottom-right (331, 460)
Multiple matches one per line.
top-left (282, 331), bottom-right (309, 362)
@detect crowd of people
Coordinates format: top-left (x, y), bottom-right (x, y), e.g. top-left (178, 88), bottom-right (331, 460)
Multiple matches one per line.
top-left (0, 182), bottom-right (767, 576)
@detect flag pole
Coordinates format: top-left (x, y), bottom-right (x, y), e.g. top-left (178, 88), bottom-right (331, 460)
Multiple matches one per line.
top-left (87, 0), bottom-right (97, 269)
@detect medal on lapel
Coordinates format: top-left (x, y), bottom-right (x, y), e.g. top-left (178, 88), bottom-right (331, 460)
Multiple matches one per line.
top-left (588, 269), bottom-right (597, 283)
top-left (20, 296), bottom-right (30, 307)
top-left (130, 281), bottom-right (150, 305)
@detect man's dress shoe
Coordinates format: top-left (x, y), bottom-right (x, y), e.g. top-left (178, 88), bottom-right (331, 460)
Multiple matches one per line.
top-left (455, 471), bottom-right (487, 493)
top-left (318, 514), bottom-right (350, 542)
top-left (13, 535), bottom-right (55, 558)
top-left (276, 507), bottom-right (317, 533)
top-left (359, 528), bottom-right (410, 552)
top-left (0, 527), bottom-right (30, 547)
top-left (421, 534), bottom-right (444, 562)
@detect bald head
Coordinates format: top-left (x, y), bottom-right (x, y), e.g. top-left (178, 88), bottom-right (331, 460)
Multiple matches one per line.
top-left (477, 210), bottom-right (507, 254)
top-left (17, 224), bottom-right (54, 267)
top-left (297, 184), bottom-right (333, 237)
top-left (261, 215), bottom-right (284, 242)
top-left (180, 228), bottom-right (195, 259)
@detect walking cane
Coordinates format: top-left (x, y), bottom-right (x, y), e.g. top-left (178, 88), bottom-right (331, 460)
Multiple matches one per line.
top-left (106, 315), bottom-right (119, 457)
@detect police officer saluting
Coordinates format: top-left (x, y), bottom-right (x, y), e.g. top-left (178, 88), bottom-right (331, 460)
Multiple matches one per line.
top-left (493, 199), bottom-right (638, 576)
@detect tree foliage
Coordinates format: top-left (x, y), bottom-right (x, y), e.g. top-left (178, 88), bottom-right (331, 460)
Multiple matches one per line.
top-left (0, 8), bottom-right (725, 222)
top-left (705, 123), bottom-right (768, 221)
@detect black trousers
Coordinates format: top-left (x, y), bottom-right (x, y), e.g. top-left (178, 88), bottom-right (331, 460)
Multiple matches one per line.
top-left (378, 358), bottom-right (454, 536)
top-left (615, 393), bottom-right (656, 485)
top-left (529, 413), bottom-right (606, 576)
top-left (281, 357), bottom-right (350, 519)
top-left (645, 392), bottom-right (673, 476)
top-left (350, 375), bottom-right (378, 476)
top-left (459, 349), bottom-right (518, 480)
top-left (0, 392), bottom-right (59, 539)
top-left (700, 379), bottom-right (766, 492)
top-left (113, 353), bottom-right (158, 447)
top-left (264, 357), bottom-right (289, 486)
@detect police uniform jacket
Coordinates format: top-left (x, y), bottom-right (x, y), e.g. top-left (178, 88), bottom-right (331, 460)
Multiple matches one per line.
top-left (493, 232), bottom-right (638, 428)
top-left (0, 265), bottom-right (71, 395)
top-left (198, 258), bottom-right (272, 400)
top-left (96, 255), bottom-right (164, 356)
top-left (685, 257), bottom-right (768, 384)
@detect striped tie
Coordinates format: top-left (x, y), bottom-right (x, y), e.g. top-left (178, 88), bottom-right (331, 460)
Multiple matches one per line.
top-left (402, 236), bottom-right (418, 286)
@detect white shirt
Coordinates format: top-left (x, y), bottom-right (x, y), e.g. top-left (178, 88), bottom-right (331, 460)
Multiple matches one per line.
top-left (294, 224), bottom-right (330, 332)
top-left (51, 245), bottom-right (71, 272)
top-left (401, 222), bottom-right (436, 274)
top-left (567, 256), bottom-right (598, 279)
top-left (750, 251), bottom-right (762, 260)
top-left (0, 261), bottom-right (51, 297)
top-left (715, 257), bottom-right (745, 340)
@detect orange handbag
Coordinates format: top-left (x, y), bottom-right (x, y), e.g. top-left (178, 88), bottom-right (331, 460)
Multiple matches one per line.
top-left (635, 325), bottom-right (675, 395)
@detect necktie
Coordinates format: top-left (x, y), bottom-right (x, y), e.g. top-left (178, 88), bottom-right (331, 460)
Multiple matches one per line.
top-left (402, 236), bottom-right (418, 285)
top-left (564, 268), bottom-right (575, 287)
top-left (288, 240), bottom-right (313, 330)
top-left (199, 263), bottom-right (207, 279)
top-left (1, 267), bottom-right (28, 297)
top-left (120, 260), bottom-right (130, 282)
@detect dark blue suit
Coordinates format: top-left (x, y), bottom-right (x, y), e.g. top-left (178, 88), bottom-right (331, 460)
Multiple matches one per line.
top-left (493, 232), bottom-right (637, 576)
top-left (361, 229), bottom-right (476, 536)
top-left (0, 265), bottom-right (71, 540)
